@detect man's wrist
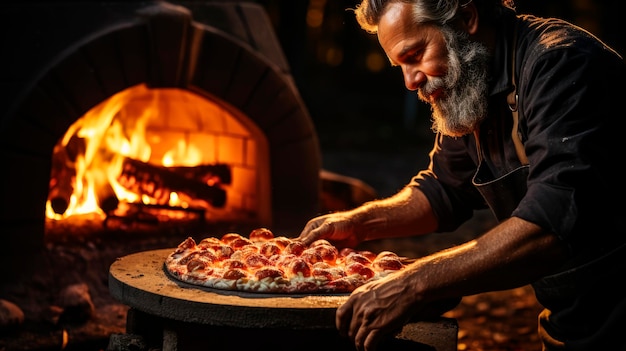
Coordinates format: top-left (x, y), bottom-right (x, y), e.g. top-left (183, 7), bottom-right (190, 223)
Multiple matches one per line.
top-left (353, 203), bottom-right (388, 241)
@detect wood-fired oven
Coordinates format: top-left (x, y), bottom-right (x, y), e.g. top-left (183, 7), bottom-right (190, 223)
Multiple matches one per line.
top-left (0, 1), bottom-right (322, 281)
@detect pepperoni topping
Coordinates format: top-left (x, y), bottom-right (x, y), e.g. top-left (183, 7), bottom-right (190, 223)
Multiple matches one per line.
top-left (270, 254), bottom-right (297, 269)
top-left (197, 237), bottom-right (221, 249)
top-left (254, 267), bottom-right (284, 280)
top-left (343, 252), bottom-right (372, 265)
top-left (310, 244), bottom-right (339, 262)
top-left (230, 237), bottom-right (253, 249)
top-left (339, 247), bottom-right (356, 257)
top-left (187, 258), bottom-right (209, 272)
top-left (178, 252), bottom-right (199, 265)
top-left (222, 259), bottom-right (246, 270)
top-left (220, 233), bottom-right (245, 244)
top-left (345, 262), bottom-right (375, 279)
top-left (259, 242), bottom-right (282, 257)
top-left (269, 236), bottom-right (293, 249)
top-left (312, 267), bottom-right (345, 281)
top-left (360, 250), bottom-right (378, 261)
top-left (179, 250), bottom-right (217, 266)
top-left (283, 241), bottom-right (306, 256)
top-left (249, 227), bottom-right (274, 242)
top-left (210, 245), bottom-right (234, 260)
top-left (312, 261), bottom-right (331, 269)
top-left (197, 250), bottom-right (218, 262)
top-left (222, 268), bottom-right (248, 280)
top-left (286, 258), bottom-right (312, 277)
top-left (230, 246), bottom-right (259, 261)
top-left (301, 249), bottom-right (324, 265)
top-left (174, 237), bottom-right (196, 253)
top-left (311, 268), bottom-right (333, 281)
top-left (244, 253), bottom-right (271, 268)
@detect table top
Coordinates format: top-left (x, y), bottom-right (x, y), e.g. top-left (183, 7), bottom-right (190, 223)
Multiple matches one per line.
top-left (108, 248), bottom-right (348, 329)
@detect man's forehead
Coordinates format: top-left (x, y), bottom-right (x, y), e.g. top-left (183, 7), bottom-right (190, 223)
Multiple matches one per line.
top-left (377, 3), bottom-right (414, 45)
top-left (378, 4), bottom-right (436, 64)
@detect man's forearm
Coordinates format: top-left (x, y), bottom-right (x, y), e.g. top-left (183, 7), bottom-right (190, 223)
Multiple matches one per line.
top-left (351, 186), bottom-right (438, 241)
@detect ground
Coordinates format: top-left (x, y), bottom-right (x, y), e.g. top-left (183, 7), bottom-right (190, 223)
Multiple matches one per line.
top-left (451, 286), bottom-right (543, 351)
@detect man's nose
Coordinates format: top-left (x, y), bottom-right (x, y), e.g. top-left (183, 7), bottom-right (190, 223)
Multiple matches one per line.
top-left (403, 68), bottom-right (427, 91)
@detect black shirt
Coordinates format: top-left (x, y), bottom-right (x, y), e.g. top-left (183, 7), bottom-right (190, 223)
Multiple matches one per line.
top-left (410, 11), bottom-right (626, 262)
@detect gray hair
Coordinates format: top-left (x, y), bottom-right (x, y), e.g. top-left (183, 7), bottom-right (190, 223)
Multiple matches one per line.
top-left (354, 0), bottom-right (515, 33)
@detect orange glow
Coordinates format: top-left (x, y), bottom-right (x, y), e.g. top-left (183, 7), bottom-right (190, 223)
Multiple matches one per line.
top-left (46, 83), bottom-right (269, 224)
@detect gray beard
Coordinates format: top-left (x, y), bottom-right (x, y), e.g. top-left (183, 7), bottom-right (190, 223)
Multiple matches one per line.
top-left (418, 26), bottom-right (491, 137)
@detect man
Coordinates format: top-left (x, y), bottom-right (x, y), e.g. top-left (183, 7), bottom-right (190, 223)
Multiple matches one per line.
top-left (297, 0), bottom-right (626, 350)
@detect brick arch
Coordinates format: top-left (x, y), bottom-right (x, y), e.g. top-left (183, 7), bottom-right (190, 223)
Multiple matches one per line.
top-left (0, 2), bottom-right (320, 260)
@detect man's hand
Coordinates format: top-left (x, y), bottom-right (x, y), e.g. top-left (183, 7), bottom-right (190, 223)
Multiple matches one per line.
top-left (336, 273), bottom-right (416, 351)
top-left (297, 212), bottom-right (364, 247)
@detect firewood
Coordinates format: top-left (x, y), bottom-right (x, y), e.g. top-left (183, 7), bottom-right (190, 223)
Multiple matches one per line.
top-left (168, 164), bottom-right (232, 184)
top-left (49, 145), bottom-right (76, 214)
top-left (118, 158), bottom-right (227, 207)
top-left (92, 169), bottom-right (119, 212)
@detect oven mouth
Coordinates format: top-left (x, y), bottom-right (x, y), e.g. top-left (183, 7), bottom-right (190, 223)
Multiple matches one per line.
top-left (46, 83), bottom-right (270, 232)
top-left (0, 4), bottom-right (327, 308)
top-left (1, 0), bottom-right (322, 250)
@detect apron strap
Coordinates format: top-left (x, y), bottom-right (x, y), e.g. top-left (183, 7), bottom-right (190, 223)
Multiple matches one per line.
top-left (475, 27), bottom-right (528, 166)
top-left (506, 26), bottom-right (529, 166)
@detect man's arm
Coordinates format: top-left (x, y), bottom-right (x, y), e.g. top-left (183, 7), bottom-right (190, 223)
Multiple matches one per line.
top-left (299, 186), bottom-right (439, 247)
top-left (337, 216), bottom-right (568, 351)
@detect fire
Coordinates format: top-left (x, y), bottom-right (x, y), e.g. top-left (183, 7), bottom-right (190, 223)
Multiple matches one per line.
top-left (46, 84), bottom-right (219, 220)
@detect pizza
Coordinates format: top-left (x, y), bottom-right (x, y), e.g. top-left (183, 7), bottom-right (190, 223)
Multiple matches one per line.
top-left (164, 228), bottom-right (407, 294)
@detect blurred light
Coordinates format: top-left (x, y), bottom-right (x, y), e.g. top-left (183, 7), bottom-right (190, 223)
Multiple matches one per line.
top-left (306, 8), bottom-right (324, 28)
top-left (365, 51), bottom-right (387, 72)
top-left (325, 47), bottom-right (344, 66)
top-left (61, 329), bottom-right (68, 349)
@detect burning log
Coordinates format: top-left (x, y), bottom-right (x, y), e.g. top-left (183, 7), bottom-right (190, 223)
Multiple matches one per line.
top-left (168, 164), bottom-right (232, 185)
top-left (48, 168), bottom-right (74, 214)
top-left (104, 202), bottom-right (206, 229)
top-left (118, 158), bottom-right (227, 207)
top-left (48, 136), bottom-right (88, 215)
top-left (92, 169), bottom-right (119, 212)
top-left (48, 145), bottom-right (76, 214)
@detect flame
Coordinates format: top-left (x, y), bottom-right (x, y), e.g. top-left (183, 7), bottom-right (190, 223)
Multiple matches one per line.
top-left (46, 84), bottom-right (202, 220)
top-left (163, 139), bottom-right (202, 167)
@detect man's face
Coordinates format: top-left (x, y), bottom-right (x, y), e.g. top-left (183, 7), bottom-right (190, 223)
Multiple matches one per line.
top-left (378, 2), bottom-right (490, 136)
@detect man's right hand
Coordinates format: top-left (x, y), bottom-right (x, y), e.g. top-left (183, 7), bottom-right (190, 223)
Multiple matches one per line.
top-left (297, 212), bottom-right (364, 248)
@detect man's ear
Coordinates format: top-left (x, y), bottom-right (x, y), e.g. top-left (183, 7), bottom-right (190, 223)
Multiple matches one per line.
top-left (457, 1), bottom-right (479, 35)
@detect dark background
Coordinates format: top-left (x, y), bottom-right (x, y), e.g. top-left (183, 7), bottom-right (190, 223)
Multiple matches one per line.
top-left (254, 0), bottom-right (625, 198)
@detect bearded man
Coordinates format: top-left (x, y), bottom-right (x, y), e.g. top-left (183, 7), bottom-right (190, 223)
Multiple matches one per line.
top-left (298, 1), bottom-right (626, 350)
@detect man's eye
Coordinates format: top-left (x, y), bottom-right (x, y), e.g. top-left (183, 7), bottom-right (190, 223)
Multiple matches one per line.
top-left (410, 50), bottom-right (424, 62)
